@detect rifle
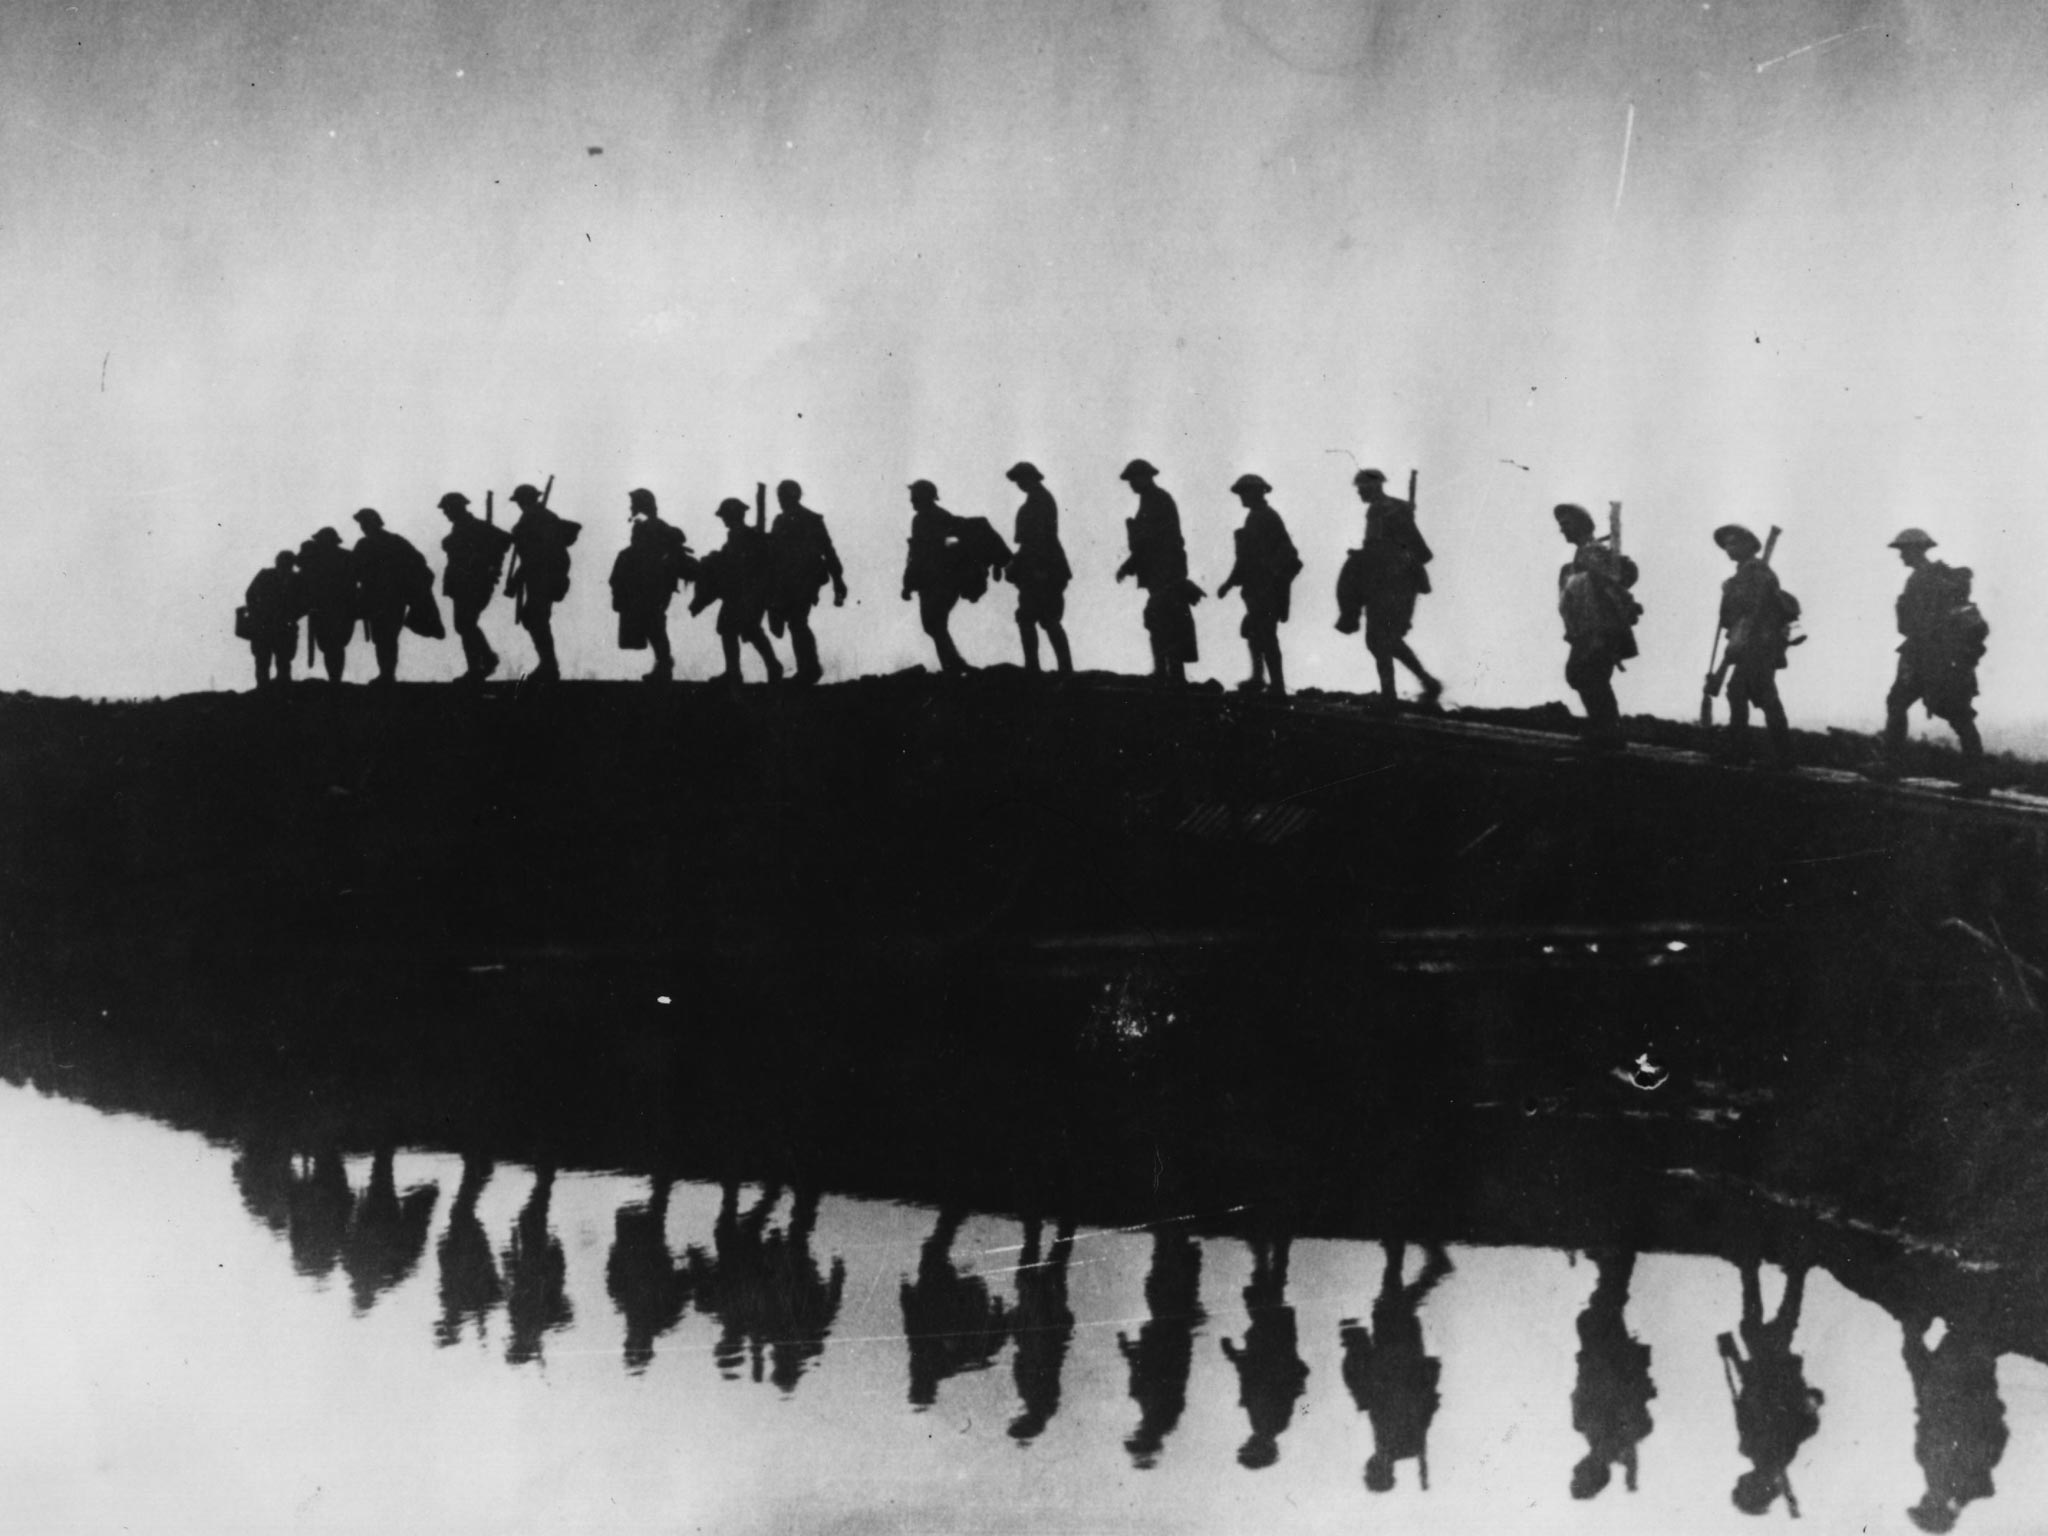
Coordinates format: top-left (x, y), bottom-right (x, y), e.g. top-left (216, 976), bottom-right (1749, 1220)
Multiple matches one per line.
top-left (1701, 524), bottom-right (1781, 723)
top-left (1609, 500), bottom-right (1623, 557)
top-left (1407, 468), bottom-right (1418, 509)
top-left (485, 489), bottom-right (494, 526)
top-left (755, 480), bottom-right (767, 532)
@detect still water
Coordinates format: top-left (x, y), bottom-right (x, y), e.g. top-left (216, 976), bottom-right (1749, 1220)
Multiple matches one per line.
top-left (1, 1078), bottom-right (2041, 1535)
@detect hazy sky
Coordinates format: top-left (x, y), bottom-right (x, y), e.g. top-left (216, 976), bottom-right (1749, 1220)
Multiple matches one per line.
top-left (9, 0), bottom-right (2048, 738)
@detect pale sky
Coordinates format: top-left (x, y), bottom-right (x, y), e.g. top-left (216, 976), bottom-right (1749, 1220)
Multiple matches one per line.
top-left (8, 0), bottom-right (2048, 743)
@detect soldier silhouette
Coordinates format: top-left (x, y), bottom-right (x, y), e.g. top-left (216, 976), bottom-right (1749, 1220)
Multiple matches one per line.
top-left (1570, 1249), bottom-right (1656, 1498)
top-left (608, 488), bottom-right (696, 683)
top-left (504, 483), bottom-right (579, 684)
top-left (501, 1165), bottom-right (574, 1366)
top-left (1004, 463), bottom-right (1074, 678)
top-left (900, 1206), bottom-right (1011, 1408)
top-left (766, 480), bottom-right (848, 686)
top-left (900, 480), bottom-right (986, 676)
top-left (1345, 469), bottom-right (1441, 704)
top-left (1553, 503), bottom-right (1641, 748)
top-left (350, 508), bottom-right (436, 685)
top-left (1117, 1227), bottom-right (1206, 1469)
top-left (284, 1145), bottom-right (355, 1282)
top-left (242, 550), bottom-right (301, 691)
top-left (691, 497), bottom-right (784, 690)
top-left (1717, 1259), bottom-right (1823, 1516)
top-left (1219, 1235), bottom-right (1309, 1470)
top-left (435, 1154), bottom-right (503, 1348)
top-left (1873, 528), bottom-right (1990, 794)
top-left (1341, 1239), bottom-right (1452, 1492)
top-left (685, 1180), bottom-right (781, 1382)
top-left (339, 1146), bottom-right (439, 1315)
top-left (1009, 1216), bottom-right (1078, 1442)
top-left (605, 1174), bottom-right (692, 1373)
top-left (438, 491), bottom-right (512, 683)
top-left (1902, 1312), bottom-right (2009, 1533)
top-left (1712, 525), bottom-right (1795, 768)
top-left (1216, 473), bottom-right (1302, 696)
top-left (295, 526), bottom-right (356, 683)
top-left (1115, 459), bottom-right (1200, 685)
top-left (755, 1187), bottom-right (847, 1394)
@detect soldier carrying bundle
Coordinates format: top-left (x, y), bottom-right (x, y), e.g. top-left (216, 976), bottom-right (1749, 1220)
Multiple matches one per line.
top-left (1337, 469), bottom-right (1442, 705)
top-left (504, 478), bottom-right (579, 684)
top-left (766, 479), bottom-right (847, 686)
top-left (350, 507), bottom-right (441, 686)
top-left (609, 488), bottom-right (697, 683)
top-left (690, 488), bottom-right (783, 689)
top-left (900, 479), bottom-right (1009, 677)
top-left (439, 491), bottom-right (513, 684)
top-left (1115, 459), bottom-right (1201, 686)
top-left (1552, 501), bottom-right (1641, 749)
top-left (1870, 527), bottom-right (1990, 793)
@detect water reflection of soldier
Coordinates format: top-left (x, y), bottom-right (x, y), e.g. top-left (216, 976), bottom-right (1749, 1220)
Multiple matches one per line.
top-left (1553, 503), bottom-right (1641, 748)
top-left (505, 483), bottom-right (579, 684)
top-left (1873, 528), bottom-right (1989, 791)
top-left (1902, 1314), bottom-right (2008, 1533)
top-left (1117, 1228), bottom-right (1206, 1469)
top-left (231, 1135), bottom-right (294, 1237)
top-left (502, 1165), bottom-right (574, 1366)
top-left (606, 1174), bottom-right (692, 1373)
top-left (350, 508), bottom-right (435, 685)
top-left (435, 1154), bottom-right (503, 1348)
top-left (1712, 525), bottom-right (1794, 768)
top-left (756, 1188), bottom-right (846, 1393)
top-left (900, 1207), bottom-right (1011, 1409)
top-left (900, 480), bottom-right (981, 677)
top-left (296, 526), bottom-right (357, 683)
top-left (1569, 1249), bottom-right (1655, 1499)
top-left (766, 480), bottom-right (847, 686)
top-left (1115, 459), bottom-right (1200, 685)
top-left (608, 489), bottom-right (696, 683)
top-left (1346, 469), bottom-right (1442, 704)
top-left (1004, 463), bottom-right (1074, 678)
top-left (285, 1146), bottom-right (355, 1282)
top-left (1219, 1236), bottom-right (1309, 1470)
top-left (438, 491), bottom-right (512, 683)
top-left (690, 498), bottom-right (784, 689)
top-left (1341, 1240), bottom-right (1453, 1492)
top-left (1009, 1217), bottom-right (1078, 1442)
top-left (686, 1180), bottom-right (779, 1381)
top-left (1216, 474), bottom-right (1302, 697)
top-left (1717, 1260), bottom-right (1822, 1517)
top-left (340, 1146), bottom-right (440, 1314)
top-left (243, 550), bottom-right (301, 691)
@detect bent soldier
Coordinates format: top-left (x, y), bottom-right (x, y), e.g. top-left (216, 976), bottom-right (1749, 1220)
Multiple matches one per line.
top-left (766, 479), bottom-right (847, 686)
top-left (351, 508), bottom-right (434, 685)
top-left (1115, 459), bottom-right (1199, 685)
top-left (439, 491), bottom-right (512, 683)
top-left (900, 479), bottom-right (980, 676)
top-left (243, 550), bottom-right (301, 691)
top-left (1349, 469), bottom-right (1441, 704)
top-left (1216, 473), bottom-right (1302, 696)
top-left (1712, 523), bottom-right (1793, 767)
top-left (296, 525), bottom-right (356, 683)
top-left (610, 488), bottom-right (695, 682)
top-left (691, 496), bottom-right (783, 688)
top-left (1876, 527), bottom-right (1988, 791)
top-left (505, 483), bottom-right (580, 683)
top-left (1553, 503), bottom-right (1641, 747)
top-left (1005, 462), bottom-right (1073, 677)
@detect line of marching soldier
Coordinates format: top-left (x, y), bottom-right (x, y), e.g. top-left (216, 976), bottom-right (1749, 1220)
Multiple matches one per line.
top-left (238, 465), bottom-right (1995, 788)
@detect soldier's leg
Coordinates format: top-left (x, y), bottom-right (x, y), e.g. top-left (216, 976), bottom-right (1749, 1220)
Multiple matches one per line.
top-left (276, 635), bottom-right (294, 688)
top-left (1755, 672), bottom-right (1792, 765)
top-left (1241, 625), bottom-right (1265, 690)
top-left (1392, 641), bottom-right (1442, 700)
top-left (251, 642), bottom-right (271, 691)
top-left (921, 594), bottom-right (968, 674)
top-left (371, 612), bottom-right (401, 683)
top-left (744, 622), bottom-right (784, 682)
top-left (1883, 661), bottom-right (1918, 757)
top-left (646, 618), bottom-right (673, 679)
top-left (1047, 620), bottom-right (1073, 676)
top-left (1265, 635), bottom-right (1286, 697)
top-left (787, 607), bottom-right (821, 683)
top-left (525, 601), bottom-right (559, 680)
top-left (720, 630), bottom-right (744, 681)
top-left (1018, 618), bottom-right (1041, 672)
top-left (1725, 669), bottom-right (1755, 758)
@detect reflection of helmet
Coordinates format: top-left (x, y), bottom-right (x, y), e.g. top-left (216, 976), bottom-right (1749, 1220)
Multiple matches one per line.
top-left (1888, 526), bottom-right (1936, 550)
top-left (628, 487), bottom-right (657, 515)
top-left (1230, 473), bottom-right (1271, 497)
top-left (1569, 1457), bottom-right (1612, 1500)
top-left (1236, 1437), bottom-right (1278, 1471)
top-left (1355, 468), bottom-right (1387, 486)
top-left (437, 491), bottom-right (470, 512)
top-left (1553, 502), bottom-right (1595, 540)
top-left (714, 497), bottom-right (749, 523)
top-left (353, 508), bottom-right (383, 529)
top-left (1908, 1494), bottom-right (1960, 1533)
top-left (1364, 1453), bottom-right (1395, 1493)
top-left (907, 479), bottom-right (939, 501)
top-left (1730, 1468), bottom-right (1781, 1515)
top-left (509, 483), bottom-right (543, 507)
top-left (1006, 461), bottom-right (1042, 484)
top-left (1120, 458), bottom-right (1159, 482)
top-left (1713, 523), bottom-right (1761, 556)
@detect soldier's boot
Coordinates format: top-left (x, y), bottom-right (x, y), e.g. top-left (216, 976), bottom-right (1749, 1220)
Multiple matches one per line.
top-left (1373, 652), bottom-right (1398, 701)
top-left (790, 623), bottom-right (823, 686)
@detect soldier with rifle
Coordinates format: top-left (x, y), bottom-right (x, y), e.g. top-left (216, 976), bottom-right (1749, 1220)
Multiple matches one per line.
top-left (296, 525), bottom-right (356, 683)
top-left (1114, 459), bottom-right (1200, 685)
top-left (1216, 473), bottom-right (1302, 696)
top-left (1705, 524), bottom-right (1795, 768)
top-left (1004, 462), bottom-right (1073, 679)
top-left (350, 508), bottom-right (437, 686)
top-left (439, 491), bottom-right (512, 684)
top-left (609, 488), bottom-right (696, 682)
top-left (690, 489), bottom-right (784, 689)
top-left (504, 479), bottom-right (579, 684)
top-left (1342, 468), bottom-right (1442, 705)
top-left (1869, 528), bottom-right (1989, 792)
top-left (1553, 501), bottom-right (1641, 749)
top-left (766, 479), bottom-right (847, 686)
top-left (240, 549), bottom-right (302, 691)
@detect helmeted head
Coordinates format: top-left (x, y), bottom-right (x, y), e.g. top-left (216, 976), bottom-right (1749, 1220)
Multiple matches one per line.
top-left (1230, 473), bottom-right (1272, 502)
top-left (1713, 523), bottom-right (1762, 559)
top-left (1889, 527), bottom-right (1936, 552)
top-left (628, 487), bottom-right (657, 518)
top-left (714, 497), bottom-right (750, 525)
top-left (1006, 460), bottom-right (1043, 485)
top-left (353, 508), bottom-right (384, 531)
top-left (1554, 502), bottom-right (1596, 543)
top-left (1120, 458), bottom-right (1159, 484)
top-left (437, 491), bottom-right (470, 516)
top-left (274, 550), bottom-right (296, 570)
top-left (310, 526), bottom-right (342, 548)
top-left (509, 483), bottom-right (544, 509)
top-left (907, 478), bottom-right (939, 505)
top-left (1354, 468), bottom-right (1387, 492)
top-left (776, 479), bottom-right (802, 509)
